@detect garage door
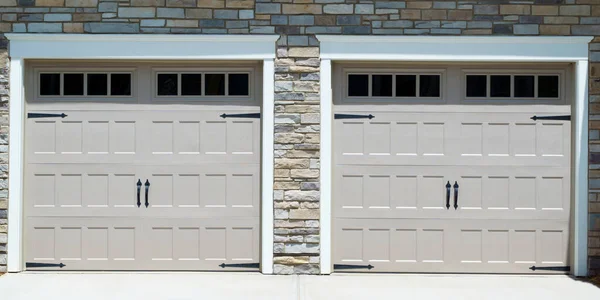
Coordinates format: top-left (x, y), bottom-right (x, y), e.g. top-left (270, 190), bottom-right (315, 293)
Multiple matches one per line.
top-left (24, 62), bottom-right (261, 271)
top-left (333, 64), bottom-right (572, 273)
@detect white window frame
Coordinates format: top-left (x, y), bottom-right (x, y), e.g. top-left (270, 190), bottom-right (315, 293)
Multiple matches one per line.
top-left (318, 35), bottom-right (593, 277)
top-left (5, 34), bottom-right (278, 274)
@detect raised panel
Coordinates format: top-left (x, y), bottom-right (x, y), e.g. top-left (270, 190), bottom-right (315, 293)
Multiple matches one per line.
top-left (512, 123), bottom-right (536, 156)
top-left (365, 175), bottom-right (390, 208)
top-left (110, 121), bottom-right (136, 154)
top-left (418, 229), bottom-right (444, 262)
top-left (175, 227), bottom-right (200, 260)
top-left (484, 123), bottom-right (509, 156)
top-left (175, 121), bottom-right (200, 154)
top-left (200, 174), bottom-right (227, 208)
top-left (460, 123), bottom-right (483, 156)
top-left (512, 177), bottom-right (536, 210)
top-left (511, 230), bottom-right (536, 263)
top-left (84, 174), bottom-right (109, 207)
top-left (151, 121), bottom-right (174, 154)
top-left (484, 177), bottom-right (509, 209)
top-left (229, 121), bottom-right (254, 154)
top-left (460, 177), bottom-right (482, 210)
top-left (484, 230), bottom-right (509, 263)
top-left (33, 174), bottom-right (55, 207)
top-left (57, 227), bottom-right (82, 260)
top-left (110, 174), bottom-right (136, 207)
top-left (391, 229), bottom-right (417, 262)
top-left (392, 176), bottom-right (417, 209)
top-left (111, 227), bottom-right (135, 260)
top-left (202, 121), bottom-right (227, 154)
top-left (174, 175), bottom-right (200, 207)
top-left (31, 121), bottom-right (56, 154)
top-left (84, 227), bottom-right (108, 260)
top-left (339, 228), bottom-right (363, 261)
top-left (58, 121), bottom-right (83, 154)
top-left (229, 227), bottom-right (254, 260)
top-left (57, 174), bottom-right (82, 207)
top-left (340, 175), bottom-right (363, 208)
top-left (420, 123), bottom-right (444, 156)
top-left (150, 174), bottom-right (174, 208)
top-left (540, 230), bottom-right (564, 263)
top-left (418, 176), bottom-right (444, 209)
top-left (151, 227), bottom-right (173, 260)
top-left (538, 123), bottom-right (564, 156)
top-left (340, 122), bottom-right (364, 155)
top-left (392, 123), bottom-right (417, 156)
top-left (85, 121), bottom-right (109, 154)
top-left (364, 229), bottom-right (390, 262)
top-left (538, 177), bottom-right (563, 210)
top-left (460, 230), bottom-right (482, 263)
top-left (31, 227), bottom-right (55, 260)
top-left (365, 122), bottom-right (391, 155)
top-left (228, 174), bottom-right (254, 207)
top-left (200, 227), bottom-right (227, 261)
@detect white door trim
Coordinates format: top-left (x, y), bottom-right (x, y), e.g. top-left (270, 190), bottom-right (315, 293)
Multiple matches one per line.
top-left (317, 35), bottom-right (593, 276)
top-left (5, 34), bottom-right (279, 274)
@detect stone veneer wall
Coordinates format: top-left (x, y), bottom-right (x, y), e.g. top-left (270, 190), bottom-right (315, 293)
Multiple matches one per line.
top-left (0, 0), bottom-right (598, 275)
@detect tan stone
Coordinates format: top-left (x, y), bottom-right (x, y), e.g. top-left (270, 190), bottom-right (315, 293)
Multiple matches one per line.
top-left (591, 79), bottom-right (600, 95)
top-left (539, 25), bottom-right (570, 35)
top-left (131, 0), bottom-right (165, 6)
top-left (500, 4), bottom-right (531, 15)
top-left (544, 16), bottom-right (579, 24)
top-left (286, 150), bottom-right (319, 158)
top-left (305, 134), bottom-right (319, 144)
top-left (593, 5), bottom-right (600, 17)
top-left (225, 0), bottom-right (252, 8)
top-left (288, 47), bottom-right (319, 58)
top-left (290, 169), bottom-right (319, 178)
top-left (36, 0), bottom-right (64, 6)
top-left (282, 4), bottom-right (322, 15)
top-left (401, 9), bottom-right (421, 20)
top-left (273, 182), bottom-right (301, 190)
top-left (0, 199), bottom-right (6, 209)
top-left (559, 5), bottom-right (591, 16)
top-left (422, 9), bottom-right (447, 20)
top-left (274, 256), bottom-right (310, 265)
top-left (64, 23), bottom-right (84, 33)
top-left (591, 202), bottom-right (600, 214)
top-left (275, 169), bottom-right (290, 178)
top-left (289, 209), bottom-right (319, 220)
top-left (274, 220), bottom-right (305, 228)
top-left (532, 5), bottom-right (559, 16)
top-left (255, 14), bottom-right (270, 20)
top-left (185, 8), bottom-right (212, 18)
top-left (463, 29), bottom-right (492, 35)
top-left (285, 105), bottom-right (319, 113)
top-left (167, 20), bottom-right (198, 27)
top-left (407, 1), bottom-right (432, 9)
top-left (197, 0), bottom-right (224, 8)
top-left (315, 15), bottom-right (335, 25)
top-left (448, 9), bottom-right (472, 20)
top-left (72, 13), bottom-right (101, 21)
top-left (66, 0), bottom-right (97, 7)
top-left (274, 158), bottom-right (310, 169)
top-left (0, 0), bottom-right (16, 6)
top-left (591, 63), bottom-right (600, 78)
top-left (0, 225), bottom-right (7, 233)
top-left (0, 23), bottom-right (10, 32)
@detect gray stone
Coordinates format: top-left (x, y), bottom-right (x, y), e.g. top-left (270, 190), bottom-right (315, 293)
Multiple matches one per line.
top-left (250, 26), bottom-right (275, 33)
top-left (141, 19), bottom-right (166, 27)
top-left (591, 130), bottom-right (600, 140)
top-left (141, 27), bottom-right (171, 33)
top-left (514, 24), bottom-right (539, 35)
top-left (300, 182), bottom-right (319, 190)
top-left (416, 21), bottom-right (441, 29)
top-left (271, 15), bottom-right (288, 25)
top-left (288, 36), bottom-right (309, 46)
top-left (355, 4), bottom-right (374, 14)
top-left (431, 28), bottom-right (461, 35)
top-left (25, 8), bottom-right (49, 13)
top-left (373, 28), bottom-right (404, 34)
top-left (167, 0), bottom-right (195, 6)
top-left (226, 21), bottom-right (247, 28)
top-left (383, 20), bottom-right (413, 28)
top-left (157, 8), bottom-right (184, 18)
top-left (28, 23), bottom-right (62, 32)
top-left (474, 5), bottom-right (498, 15)
top-left (467, 21), bottom-right (492, 29)
top-left (405, 29), bottom-right (430, 35)
top-left (294, 264), bottom-right (319, 274)
top-left (289, 15), bottom-right (314, 25)
top-left (102, 13), bottom-right (116, 18)
top-left (284, 243), bottom-right (319, 254)
top-left (18, 14), bottom-right (42, 21)
top-left (239, 10), bottom-right (253, 19)
top-left (572, 25), bottom-right (600, 35)
top-left (315, 0), bottom-right (344, 2)
top-left (474, 15), bottom-right (503, 21)
top-left (433, 1), bottom-right (456, 9)
top-left (12, 23), bottom-right (26, 32)
top-left (284, 190), bottom-right (320, 201)
top-left (442, 21), bottom-right (467, 29)
top-left (300, 73), bottom-right (319, 81)
top-left (275, 114), bottom-right (301, 124)
top-left (51, 8), bottom-right (75, 13)
top-left (323, 4), bottom-right (353, 14)
top-left (84, 23), bottom-right (139, 33)
top-left (375, 1), bottom-right (405, 9)
top-left (255, 3), bottom-right (281, 14)
top-left (17, 0), bottom-right (34, 6)
top-left (519, 16), bottom-right (543, 24)
top-left (215, 9), bottom-right (238, 19)
top-left (118, 7), bottom-right (155, 18)
top-left (591, 52), bottom-right (600, 62)
top-left (275, 81), bottom-right (293, 92)
top-left (274, 264), bottom-right (294, 274)
top-left (582, 18), bottom-right (600, 25)
top-left (199, 19), bottom-right (225, 27)
top-left (337, 15), bottom-right (360, 25)
top-left (305, 26), bottom-right (341, 34)
top-left (98, 2), bottom-right (118, 13)
top-left (44, 14), bottom-right (71, 21)
top-left (342, 26), bottom-right (370, 35)
top-left (493, 24), bottom-right (513, 35)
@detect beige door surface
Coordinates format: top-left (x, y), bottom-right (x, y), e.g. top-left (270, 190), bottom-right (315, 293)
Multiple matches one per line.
top-left (24, 62), bottom-right (261, 271)
top-left (333, 64), bottom-right (572, 274)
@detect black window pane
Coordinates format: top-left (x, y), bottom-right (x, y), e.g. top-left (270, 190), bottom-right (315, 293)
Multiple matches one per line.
top-left (111, 74), bottom-right (132, 96)
top-left (87, 73), bottom-right (108, 96)
top-left (40, 73), bottom-right (60, 96)
top-left (396, 75), bottom-right (417, 97)
top-left (348, 74), bottom-right (369, 97)
top-left (538, 75), bottom-right (559, 98)
top-left (490, 75), bottom-right (511, 98)
top-left (64, 73), bottom-right (84, 96)
top-left (372, 75), bottom-right (393, 97)
top-left (466, 75), bottom-right (487, 97)
top-left (514, 75), bottom-right (535, 98)
top-left (157, 74), bottom-right (178, 96)
top-left (419, 75), bottom-right (441, 97)
top-left (205, 74), bottom-right (225, 96)
top-left (229, 73), bottom-right (249, 96)
top-left (181, 74), bottom-right (202, 96)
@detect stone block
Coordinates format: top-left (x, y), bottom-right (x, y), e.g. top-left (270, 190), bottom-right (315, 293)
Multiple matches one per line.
top-left (422, 9), bottom-right (447, 20)
top-left (13, 23), bottom-right (26, 32)
top-left (416, 21), bottom-right (441, 28)
top-left (119, 7), bottom-right (155, 18)
top-left (514, 24), bottom-right (539, 35)
top-left (84, 22), bottom-right (139, 33)
top-left (289, 15), bottom-right (315, 25)
top-left (467, 21), bottom-right (492, 29)
top-left (288, 47), bottom-right (319, 58)
top-left (290, 169), bottom-right (319, 179)
top-left (301, 113), bottom-right (320, 124)
top-left (288, 35), bottom-right (309, 46)
top-left (289, 209), bottom-right (319, 220)
top-left (544, 16), bottom-right (580, 24)
top-left (274, 133), bottom-right (305, 144)
top-left (199, 19), bottom-right (224, 27)
top-left (301, 182), bottom-right (319, 190)
top-left (582, 17), bottom-right (600, 24)
top-left (474, 5), bottom-right (498, 15)
top-left (274, 264), bottom-right (294, 274)
top-left (274, 256), bottom-right (310, 265)
top-left (284, 243), bottom-right (319, 254)
top-left (442, 21), bottom-right (466, 29)
top-left (283, 4), bottom-right (322, 15)
top-left (167, 0), bottom-right (195, 7)
top-left (448, 9), bottom-right (472, 20)
top-left (141, 19), bottom-right (166, 27)
top-left (342, 25), bottom-right (370, 34)
top-left (323, 4), bottom-right (353, 14)
top-left (239, 9), bottom-right (253, 19)
top-left (407, 1), bottom-right (432, 9)
top-left (375, 1), bottom-right (405, 9)
top-left (166, 19), bottom-right (197, 27)
top-left (560, 5), bottom-right (591, 16)
top-left (493, 24), bottom-right (513, 34)
top-left (539, 24), bottom-right (570, 35)
top-left (72, 13), bottom-right (100, 21)
top-left (185, 8), bottom-right (211, 18)
top-left (214, 9), bottom-right (237, 19)
top-left (1, 0), bottom-right (16, 5)
top-left (197, 0), bottom-right (223, 8)
top-left (355, 4), bottom-right (374, 14)
top-left (44, 13), bottom-right (71, 21)
top-left (131, 0), bottom-right (165, 6)
top-left (65, 0), bottom-right (97, 7)
top-left (500, 5), bottom-right (531, 15)
top-left (226, 20), bottom-right (247, 28)
top-left (433, 1), bottom-right (455, 9)
top-left (533, 5), bottom-right (559, 16)
top-left (28, 22), bottom-right (62, 32)
top-left (520, 15), bottom-right (543, 23)
top-left (18, 13), bottom-right (43, 21)
top-left (256, 3), bottom-right (281, 14)
top-left (226, 0), bottom-right (252, 8)
top-left (35, 0), bottom-right (63, 6)
top-left (98, 2), bottom-right (117, 13)
top-left (572, 25), bottom-right (600, 35)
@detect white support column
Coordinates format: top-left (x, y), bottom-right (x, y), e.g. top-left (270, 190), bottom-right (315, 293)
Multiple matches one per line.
top-left (574, 59), bottom-right (589, 277)
top-left (7, 57), bottom-right (24, 272)
top-left (261, 58), bottom-right (275, 275)
top-left (320, 59), bottom-right (333, 275)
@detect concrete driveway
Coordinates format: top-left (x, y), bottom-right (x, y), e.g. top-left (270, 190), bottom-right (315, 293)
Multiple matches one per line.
top-left (0, 273), bottom-right (599, 300)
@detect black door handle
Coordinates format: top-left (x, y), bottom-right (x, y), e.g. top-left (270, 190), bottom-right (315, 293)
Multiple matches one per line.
top-left (136, 179), bottom-right (142, 208)
top-left (445, 181), bottom-right (451, 210)
top-left (144, 179), bottom-right (150, 208)
top-left (453, 181), bottom-right (459, 210)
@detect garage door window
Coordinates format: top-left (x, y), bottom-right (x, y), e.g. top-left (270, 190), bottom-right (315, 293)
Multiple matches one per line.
top-left (39, 72), bottom-right (132, 97)
top-left (156, 72), bottom-right (250, 97)
top-left (465, 73), bottom-right (560, 99)
top-left (347, 72), bottom-right (442, 99)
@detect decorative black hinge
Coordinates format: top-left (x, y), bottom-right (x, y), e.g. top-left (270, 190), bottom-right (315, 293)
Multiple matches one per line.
top-left (333, 264), bottom-right (374, 270)
top-left (531, 115), bottom-right (571, 121)
top-left (529, 265), bottom-right (570, 272)
top-left (28, 113), bottom-right (67, 119)
top-left (26, 262), bottom-right (66, 268)
top-left (219, 263), bottom-right (260, 269)
top-left (220, 113), bottom-right (261, 119)
top-left (334, 114), bottom-right (375, 120)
